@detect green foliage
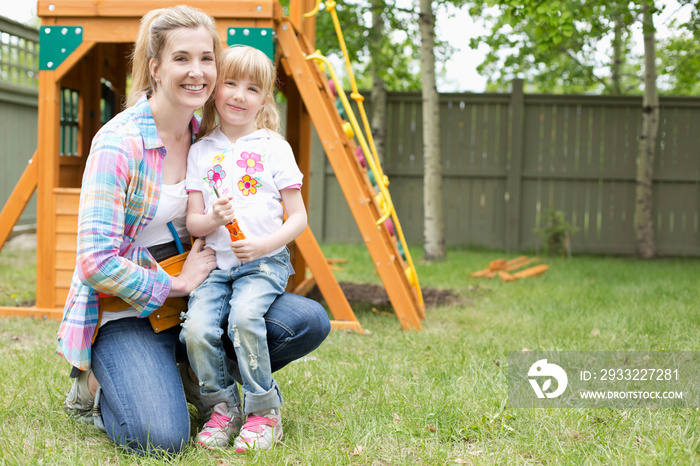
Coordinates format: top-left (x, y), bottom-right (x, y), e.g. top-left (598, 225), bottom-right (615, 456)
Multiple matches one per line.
top-left (658, 17), bottom-right (700, 95)
top-left (311, 0), bottom-right (454, 91)
top-left (471, 0), bottom-right (700, 96)
top-left (470, 0), bottom-right (649, 94)
top-left (534, 208), bottom-right (579, 257)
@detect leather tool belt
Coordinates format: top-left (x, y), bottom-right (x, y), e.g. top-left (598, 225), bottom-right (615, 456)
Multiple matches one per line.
top-left (98, 237), bottom-right (191, 333)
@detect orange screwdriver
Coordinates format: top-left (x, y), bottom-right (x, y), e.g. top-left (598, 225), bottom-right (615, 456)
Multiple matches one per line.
top-left (213, 187), bottom-right (246, 241)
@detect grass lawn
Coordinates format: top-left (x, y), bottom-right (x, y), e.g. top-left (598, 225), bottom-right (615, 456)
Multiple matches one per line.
top-left (1, 241), bottom-right (700, 464)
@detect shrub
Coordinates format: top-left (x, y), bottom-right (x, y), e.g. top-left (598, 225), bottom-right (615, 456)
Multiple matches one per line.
top-left (534, 208), bottom-right (579, 257)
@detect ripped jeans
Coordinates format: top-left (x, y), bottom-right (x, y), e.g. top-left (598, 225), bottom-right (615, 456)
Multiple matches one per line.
top-left (180, 249), bottom-right (290, 415)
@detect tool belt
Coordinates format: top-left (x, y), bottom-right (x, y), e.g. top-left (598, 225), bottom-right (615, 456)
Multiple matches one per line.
top-left (98, 236), bottom-right (191, 334)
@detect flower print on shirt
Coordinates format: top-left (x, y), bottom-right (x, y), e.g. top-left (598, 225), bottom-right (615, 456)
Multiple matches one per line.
top-left (204, 164), bottom-right (226, 189)
top-left (238, 174), bottom-right (262, 196)
top-left (237, 151), bottom-right (264, 175)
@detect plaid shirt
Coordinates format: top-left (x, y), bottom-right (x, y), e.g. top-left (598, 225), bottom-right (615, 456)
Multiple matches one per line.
top-left (56, 94), bottom-right (200, 370)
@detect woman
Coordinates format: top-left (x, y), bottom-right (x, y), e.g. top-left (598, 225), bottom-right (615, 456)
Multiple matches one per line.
top-left (58, 5), bottom-right (330, 456)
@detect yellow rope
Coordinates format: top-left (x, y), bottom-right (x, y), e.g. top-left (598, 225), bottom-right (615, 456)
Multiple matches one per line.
top-left (306, 52), bottom-right (392, 221)
top-left (303, 0), bottom-right (323, 17)
top-left (303, 1), bottom-right (424, 309)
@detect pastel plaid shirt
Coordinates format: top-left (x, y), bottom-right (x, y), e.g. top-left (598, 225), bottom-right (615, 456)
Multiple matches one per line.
top-left (56, 94), bottom-right (200, 370)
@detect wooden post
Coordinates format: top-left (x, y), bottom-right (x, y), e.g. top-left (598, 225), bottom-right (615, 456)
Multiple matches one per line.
top-left (294, 226), bottom-right (362, 332)
top-left (35, 69), bottom-right (61, 309)
top-left (283, 67), bottom-right (311, 292)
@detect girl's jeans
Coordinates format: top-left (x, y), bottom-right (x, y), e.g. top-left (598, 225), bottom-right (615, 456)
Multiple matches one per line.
top-left (91, 289), bottom-right (330, 456)
top-left (180, 250), bottom-right (291, 415)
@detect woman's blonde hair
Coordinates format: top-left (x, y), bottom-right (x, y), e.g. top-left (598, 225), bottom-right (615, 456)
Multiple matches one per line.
top-left (127, 5), bottom-right (220, 132)
top-left (199, 45), bottom-right (280, 138)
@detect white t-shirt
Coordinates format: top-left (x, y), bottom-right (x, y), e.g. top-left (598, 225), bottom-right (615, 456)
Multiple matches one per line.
top-left (186, 127), bottom-right (303, 270)
top-left (99, 181), bottom-right (188, 326)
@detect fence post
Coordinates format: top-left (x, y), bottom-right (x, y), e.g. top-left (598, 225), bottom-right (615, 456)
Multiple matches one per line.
top-left (506, 79), bottom-right (525, 252)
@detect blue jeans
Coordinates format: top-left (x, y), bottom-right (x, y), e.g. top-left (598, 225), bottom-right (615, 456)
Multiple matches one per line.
top-left (180, 251), bottom-right (290, 415)
top-left (91, 291), bottom-right (330, 456)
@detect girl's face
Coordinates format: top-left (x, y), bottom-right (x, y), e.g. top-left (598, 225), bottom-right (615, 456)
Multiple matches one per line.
top-left (215, 74), bottom-right (265, 136)
top-left (150, 26), bottom-right (217, 112)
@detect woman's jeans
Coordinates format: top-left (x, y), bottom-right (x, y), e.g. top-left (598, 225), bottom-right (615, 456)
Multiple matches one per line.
top-left (91, 292), bottom-right (330, 456)
top-left (180, 252), bottom-right (290, 415)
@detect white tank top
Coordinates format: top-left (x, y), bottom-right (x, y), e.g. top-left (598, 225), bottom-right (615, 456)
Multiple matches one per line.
top-left (100, 181), bottom-right (188, 326)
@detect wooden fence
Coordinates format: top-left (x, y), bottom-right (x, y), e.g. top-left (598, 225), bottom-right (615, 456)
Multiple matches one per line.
top-left (309, 81), bottom-right (700, 256)
top-left (0, 16), bottom-right (38, 229)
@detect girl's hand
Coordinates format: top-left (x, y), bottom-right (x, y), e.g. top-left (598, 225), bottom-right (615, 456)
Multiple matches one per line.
top-left (169, 238), bottom-right (217, 296)
top-left (231, 237), bottom-right (271, 263)
top-left (210, 196), bottom-right (235, 226)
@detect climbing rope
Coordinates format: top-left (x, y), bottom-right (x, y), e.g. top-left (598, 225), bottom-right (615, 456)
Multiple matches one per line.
top-left (304, 0), bottom-right (424, 309)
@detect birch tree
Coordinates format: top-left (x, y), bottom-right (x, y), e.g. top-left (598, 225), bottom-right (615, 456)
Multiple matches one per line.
top-left (419, 0), bottom-right (445, 261)
top-left (635, 0), bottom-right (659, 258)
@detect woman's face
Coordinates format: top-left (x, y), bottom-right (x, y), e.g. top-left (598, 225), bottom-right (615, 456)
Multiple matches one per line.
top-left (150, 26), bottom-right (217, 112)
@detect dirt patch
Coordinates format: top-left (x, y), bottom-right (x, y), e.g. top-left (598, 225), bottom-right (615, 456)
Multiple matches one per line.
top-left (3, 233), bottom-right (37, 251)
top-left (309, 282), bottom-right (466, 309)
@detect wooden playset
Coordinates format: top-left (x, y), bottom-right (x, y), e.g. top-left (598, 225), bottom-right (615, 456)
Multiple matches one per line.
top-left (0, 0), bottom-right (425, 332)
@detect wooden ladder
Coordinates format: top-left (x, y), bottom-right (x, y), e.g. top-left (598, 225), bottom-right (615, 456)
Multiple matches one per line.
top-left (276, 19), bottom-right (424, 330)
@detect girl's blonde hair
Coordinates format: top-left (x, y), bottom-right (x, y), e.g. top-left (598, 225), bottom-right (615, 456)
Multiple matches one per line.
top-left (127, 5), bottom-right (220, 133)
top-left (200, 45), bottom-right (280, 138)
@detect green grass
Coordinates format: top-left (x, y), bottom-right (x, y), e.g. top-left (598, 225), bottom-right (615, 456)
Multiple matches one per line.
top-left (0, 247), bottom-right (36, 307)
top-left (1, 242), bottom-right (700, 464)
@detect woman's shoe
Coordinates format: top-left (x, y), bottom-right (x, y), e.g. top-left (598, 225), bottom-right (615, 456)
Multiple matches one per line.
top-left (63, 370), bottom-right (96, 423)
top-left (178, 361), bottom-right (207, 418)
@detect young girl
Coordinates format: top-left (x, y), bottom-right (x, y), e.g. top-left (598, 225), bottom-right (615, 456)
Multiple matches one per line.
top-left (180, 45), bottom-right (307, 451)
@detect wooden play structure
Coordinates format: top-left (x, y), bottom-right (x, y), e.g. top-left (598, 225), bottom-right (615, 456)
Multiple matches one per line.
top-left (0, 0), bottom-right (425, 332)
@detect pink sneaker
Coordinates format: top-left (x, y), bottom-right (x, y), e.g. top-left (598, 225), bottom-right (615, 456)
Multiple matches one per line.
top-left (196, 402), bottom-right (243, 448)
top-left (233, 409), bottom-right (283, 452)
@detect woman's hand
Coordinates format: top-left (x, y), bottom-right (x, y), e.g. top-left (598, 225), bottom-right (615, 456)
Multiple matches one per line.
top-left (210, 196), bottom-right (235, 226)
top-left (169, 238), bottom-right (217, 296)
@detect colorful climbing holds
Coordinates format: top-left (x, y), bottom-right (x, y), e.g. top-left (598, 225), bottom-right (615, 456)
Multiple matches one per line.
top-left (384, 218), bottom-right (395, 236)
top-left (355, 146), bottom-right (366, 168)
top-left (342, 121), bottom-right (354, 139)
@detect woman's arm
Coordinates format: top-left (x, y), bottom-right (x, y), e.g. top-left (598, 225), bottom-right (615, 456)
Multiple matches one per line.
top-left (75, 130), bottom-right (173, 313)
top-left (231, 188), bottom-right (307, 263)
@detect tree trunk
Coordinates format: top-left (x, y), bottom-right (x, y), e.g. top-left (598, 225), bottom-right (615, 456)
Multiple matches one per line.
top-left (370, 0), bottom-right (387, 162)
top-left (635, 1), bottom-right (658, 259)
top-left (611, 14), bottom-right (622, 94)
top-left (419, 0), bottom-right (444, 261)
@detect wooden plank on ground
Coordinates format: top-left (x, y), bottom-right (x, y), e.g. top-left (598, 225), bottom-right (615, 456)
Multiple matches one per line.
top-left (330, 320), bottom-right (363, 332)
top-left (0, 306), bottom-right (63, 319)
